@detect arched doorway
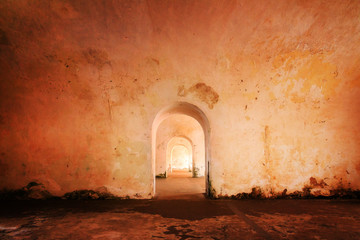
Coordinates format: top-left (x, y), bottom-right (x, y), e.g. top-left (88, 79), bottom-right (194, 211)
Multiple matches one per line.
top-left (167, 137), bottom-right (193, 175)
top-left (152, 102), bottom-right (210, 197)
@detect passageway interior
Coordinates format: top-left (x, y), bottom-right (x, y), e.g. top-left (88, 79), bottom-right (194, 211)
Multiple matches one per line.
top-left (153, 109), bottom-right (207, 199)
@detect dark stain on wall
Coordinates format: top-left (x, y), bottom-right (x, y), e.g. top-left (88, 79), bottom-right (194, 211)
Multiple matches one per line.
top-left (0, 182), bottom-right (126, 200)
top-left (0, 156), bottom-right (8, 177)
top-left (0, 114), bottom-right (4, 125)
top-left (82, 48), bottom-right (110, 69)
top-left (150, 58), bottom-right (159, 65)
top-left (309, 177), bottom-right (327, 188)
top-left (0, 29), bottom-right (10, 45)
top-left (178, 83), bottom-right (219, 109)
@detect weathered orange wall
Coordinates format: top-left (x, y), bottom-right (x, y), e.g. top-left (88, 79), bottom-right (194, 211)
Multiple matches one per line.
top-left (0, 0), bottom-right (360, 198)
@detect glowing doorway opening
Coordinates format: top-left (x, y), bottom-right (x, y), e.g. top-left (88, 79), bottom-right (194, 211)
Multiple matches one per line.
top-left (151, 102), bottom-right (210, 198)
top-left (171, 145), bottom-right (191, 172)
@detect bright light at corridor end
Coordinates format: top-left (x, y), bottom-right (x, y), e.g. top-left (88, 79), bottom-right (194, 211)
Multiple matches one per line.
top-left (171, 145), bottom-right (191, 170)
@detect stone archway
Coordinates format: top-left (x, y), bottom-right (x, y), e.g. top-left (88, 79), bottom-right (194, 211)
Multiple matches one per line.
top-left (152, 102), bottom-right (210, 196)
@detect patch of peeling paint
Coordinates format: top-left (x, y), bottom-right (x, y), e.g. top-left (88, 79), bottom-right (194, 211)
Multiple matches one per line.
top-left (178, 83), bottom-right (219, 109)
top-left (272, 50), bottom-right (340, 102)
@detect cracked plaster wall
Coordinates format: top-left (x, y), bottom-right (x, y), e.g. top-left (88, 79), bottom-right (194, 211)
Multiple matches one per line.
top-left (0, 0), bottom-right (360, 198)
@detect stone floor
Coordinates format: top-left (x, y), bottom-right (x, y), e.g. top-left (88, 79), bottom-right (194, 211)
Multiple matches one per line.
top-left (0, 172), bottom-right (359, 239)
top-left (155, 169), bottom-right (205, 200)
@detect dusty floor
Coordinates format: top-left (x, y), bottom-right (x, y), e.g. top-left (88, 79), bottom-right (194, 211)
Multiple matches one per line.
top-left (0, 173), bottom-right (359, 240)
top-left (1, 199), bottom-right (360, 239)
top-left (155, 170), bottom-right (205, 200)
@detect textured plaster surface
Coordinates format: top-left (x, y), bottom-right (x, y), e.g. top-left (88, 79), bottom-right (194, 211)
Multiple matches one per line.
top-left (0, 0), bottom-right (360, 198)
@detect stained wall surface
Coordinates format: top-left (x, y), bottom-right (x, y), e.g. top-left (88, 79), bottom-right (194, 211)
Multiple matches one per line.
top-left (1, 0), bottom-right (360, 198)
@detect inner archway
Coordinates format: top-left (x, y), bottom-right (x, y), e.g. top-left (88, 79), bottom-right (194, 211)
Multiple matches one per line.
top-left (171, 145), bottom-right (190, 171)
top-left (152, 102), bottom-right (210, 198)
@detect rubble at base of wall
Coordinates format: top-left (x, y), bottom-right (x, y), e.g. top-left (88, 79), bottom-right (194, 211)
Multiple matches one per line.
top-left (1, 182), bottom-right (360, 200)
top-left (216, 186), bottom-right (360, 200)
top-left (62, 189), bottom-right (125, 200)
top-left (0, 182), bottom-right (127, 200)
top-left (156, 172), bottom-right (167, 178)
top-left (0, 182), bottom-right (54, 200)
